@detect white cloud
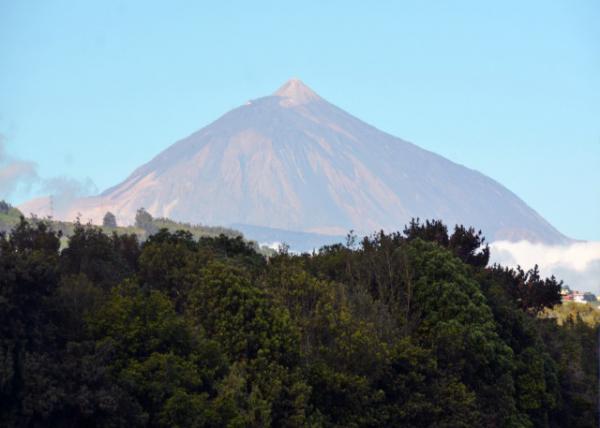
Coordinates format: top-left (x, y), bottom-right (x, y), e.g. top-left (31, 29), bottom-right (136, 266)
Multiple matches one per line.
top-left (0, 139), bottom-right (97, 210)
top-left (261, 241), bottom-right (283, 251)
top-left (0, 139), bottom-right (39, 199)
top-left (490, 240), bottom-right (600, 294)
top-left (41, 176), bottom-right (98, 212)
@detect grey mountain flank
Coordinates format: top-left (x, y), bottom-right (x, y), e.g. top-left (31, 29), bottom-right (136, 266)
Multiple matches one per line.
top-left (21, 79), bottom-right (569, 244)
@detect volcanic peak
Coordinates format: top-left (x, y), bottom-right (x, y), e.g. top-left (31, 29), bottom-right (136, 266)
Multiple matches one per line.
top-left (273, 78), bottom-right (321, 105)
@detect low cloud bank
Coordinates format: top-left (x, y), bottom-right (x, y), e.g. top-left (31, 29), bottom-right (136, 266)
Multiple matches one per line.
top-left (41, 176), bottom-right (97, 213)
top-left (0, 139), bottom-right (97, 211)
top-left (490, 240), bottom-right (600, 294)
top-left (0, 139), bottom-right (39, 199)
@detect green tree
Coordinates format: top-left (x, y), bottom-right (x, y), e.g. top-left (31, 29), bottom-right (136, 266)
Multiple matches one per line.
top-left (0, 218), bottom-right (63, 425)
top-left (0, 216), bottom-right (595, 427)
top-left (87, 283), bottom-right (227, 427)
top-left (60, 222), bottom-right (138, 290)
top-left (138, 229), bottom-right (202, 311)
top-left (102, 211), bottom-right (117, 228)
top-left (187, 261), bottom-right (311, 426)
top-left (135, 207), bottom-right (158, 235)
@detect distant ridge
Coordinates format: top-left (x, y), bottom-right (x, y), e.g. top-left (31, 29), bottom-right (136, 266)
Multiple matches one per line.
top-left (20, 78), bottom-right (570, 244)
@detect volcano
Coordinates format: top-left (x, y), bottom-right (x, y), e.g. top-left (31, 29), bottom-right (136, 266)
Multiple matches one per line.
top-left (26, 79), bottom-right (568, 244)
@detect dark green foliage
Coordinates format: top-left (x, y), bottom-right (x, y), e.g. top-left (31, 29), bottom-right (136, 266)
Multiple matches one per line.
top-left (87, 284), bottom-right (227, 426)
top-left (198, 234), bottom-right (267, 275)
top-left (60, 221), bottom-right (139, 290)
top-left (0, 219), bottom-right (63, 425)
top-left (0, 217), bottom-right (595, 427)
top-left (404, 218), bottom-right (490, 268)
top-left (448, 225), bottom-right (490, 268)
top-left (404, 218), bottom-right (450, 247)
top-left (137, 229), bottom-right (201, 311)
top-left (538, 314), bottom-right (599, 427)
top-left (487, 264), bottom-right (563, 315)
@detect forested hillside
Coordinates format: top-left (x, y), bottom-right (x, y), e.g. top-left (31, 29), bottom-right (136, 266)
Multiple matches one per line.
top-left (0, 217), bottom-right (597, 427)
top-left (2, 201), bottom-right (266, 253)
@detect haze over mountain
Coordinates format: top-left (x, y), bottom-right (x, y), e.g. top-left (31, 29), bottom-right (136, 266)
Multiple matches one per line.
top-left (20, 79), bottom-right (569, 245)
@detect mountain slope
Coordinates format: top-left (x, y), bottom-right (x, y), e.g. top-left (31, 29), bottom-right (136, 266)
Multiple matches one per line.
top-left (29, 79), bottom-right (568, 244)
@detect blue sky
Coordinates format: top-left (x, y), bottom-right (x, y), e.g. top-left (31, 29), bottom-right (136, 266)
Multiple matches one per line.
top-left (1, 0), bottom-right (599, 240)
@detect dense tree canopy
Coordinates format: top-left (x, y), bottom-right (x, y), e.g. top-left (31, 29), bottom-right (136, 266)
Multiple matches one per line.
top-left (0, 217), bottom-right (596, 427)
